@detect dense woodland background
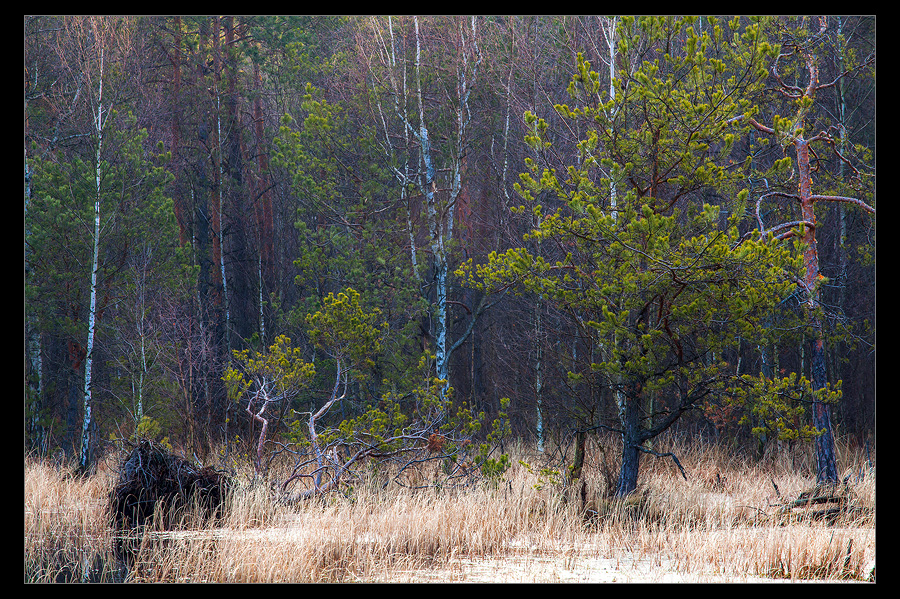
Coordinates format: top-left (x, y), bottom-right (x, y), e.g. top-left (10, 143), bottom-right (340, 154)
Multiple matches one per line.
top-left (24, 16), bottom-right (875, 477)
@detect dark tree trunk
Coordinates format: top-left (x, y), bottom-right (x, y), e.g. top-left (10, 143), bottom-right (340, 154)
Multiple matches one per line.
top-left (615, 395), bottom-right (642, 497)
top-left (569, 428), bottom-right (586, 483)
top-left (810, 336), bottom-right (838, 483)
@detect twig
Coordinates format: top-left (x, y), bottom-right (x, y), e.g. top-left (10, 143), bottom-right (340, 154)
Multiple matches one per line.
top-left (636, 445), bottom-right (687, 481)
top-left (771, 477), bottom-right (782, 500)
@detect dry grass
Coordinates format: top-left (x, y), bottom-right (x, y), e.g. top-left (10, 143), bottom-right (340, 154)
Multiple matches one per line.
top-left (24, 454), bottom-right (121, 582)
top-left (24, 434), bottom-right (876, 583)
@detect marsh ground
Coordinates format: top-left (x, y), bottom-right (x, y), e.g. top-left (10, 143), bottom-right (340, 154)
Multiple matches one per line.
top-left (24, 434), bottom-right (876, 583)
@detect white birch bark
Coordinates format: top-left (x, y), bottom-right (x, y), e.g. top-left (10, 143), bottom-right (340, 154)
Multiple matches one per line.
top-left (417, 16), bottom-right (482, 392)
top-left (25, 152), bottom-right (47, 453)
top-left (534, 300), bottom-right (544, 453)
top-left (134, 250), bottom-right (148, 424)
top-left (367, 16), bottom-right (482, 395)
top-left (407, 16), bottom-right (449, 391)
top-left (213, 20), bottom-right (231, 356)
top-left (124, 245), bottom-right (162, 427)
top-left (79, 34), bottom-right (106, 471)
top-left (370, 17), bottom-right (421, 285)
top-left (597, 16), bottom-right (628, 430)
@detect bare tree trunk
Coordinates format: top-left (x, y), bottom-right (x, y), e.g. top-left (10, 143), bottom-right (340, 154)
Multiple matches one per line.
top-left (411, 16), bottom-right (450, 391)
top-left (366, 16), bottom-right (482, 396)
top-left (797, 139), bottom-right (839, 484)
top-left (79, 26), bottom-right (107, 472)
top-left (534, 298), bottom-right (545, 453)
top-left (615, 393), bottom-right (642, 497)
top-left (252, 58), bottom-right (274, 342)
top-left (741, 17), bottom-right (875, 484)
top-left (169, 17), bottom-right (189, 245)
top-left (25, 150), bottom-right (47, 454)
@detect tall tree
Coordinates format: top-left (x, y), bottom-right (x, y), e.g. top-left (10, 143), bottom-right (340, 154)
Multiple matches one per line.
top-left (24, 15), bottom-right (876, 466)
top-left (360, 16), bottom-right (490, 397)
top-left (26, 16), bottom-right (176, 468)
top-left (66, 17), bottom-right (133, 469)
top-left (464, 16), bottom-right (795, 496)
top-left (735, 16), bottom-right (875, 484)
top-left (76, 15), bottom-right (114, 470)
top-left (271, 16), bottom-right (428, 420)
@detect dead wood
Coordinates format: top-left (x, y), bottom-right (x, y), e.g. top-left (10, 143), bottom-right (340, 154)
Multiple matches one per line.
top-left (108, 439), bottom-right (232, 532)
top-left (772, 482), bottom-right (873, 525)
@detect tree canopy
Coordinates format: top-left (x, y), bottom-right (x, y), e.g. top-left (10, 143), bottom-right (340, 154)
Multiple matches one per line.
top-left (25, 16), bottom-right (874, 495)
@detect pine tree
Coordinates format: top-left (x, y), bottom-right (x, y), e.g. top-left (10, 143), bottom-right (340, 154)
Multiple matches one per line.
top-left (464, 16), bottom-right (798, 496)
top-left (735, 16), bottom-right (875, 484)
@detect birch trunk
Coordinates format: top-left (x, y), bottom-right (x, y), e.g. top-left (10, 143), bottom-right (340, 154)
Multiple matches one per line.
top-left (368, 17), bottom-right (481, 394)
top-left (25, 154), bottom-right (47, 453)
top-left (79, 39), bottom-right (105, 471)
top-left (534, 299), bottom-right (544, 453)
top-left (212, 17), bottom-right (231, 355)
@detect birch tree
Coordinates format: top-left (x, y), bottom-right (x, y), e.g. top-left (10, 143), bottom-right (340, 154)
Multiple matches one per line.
top-left (78, 16), bottom-right (110, 470)
top-left (24, 16), bottom-right (60, 454)
top-left (26, 16), bottom-right (175, 469)
top-left (53, 17), bottom-right (136, 470)
top-left (362, 16), bottom-right (485, 397)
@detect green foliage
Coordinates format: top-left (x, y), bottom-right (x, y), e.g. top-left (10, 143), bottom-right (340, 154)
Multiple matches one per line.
top-left (26, 110), bottom-right (183, 446)
top-left (274, 84), bottom-right (404, 296)
top-left (227, 291), bottom-right (509, 491)
top-left (133, 416), bottom-right (173, 450)
top-left (310, 353), bottom-right (445, 452)
top-left (468, 197), bottom-right (799, 395)
top-left (27, 112), bottom-right (176, 324)
top-left (518, 460), bottom-right (565, 491)
top-left (479, 453), bottom-right (512, 480)
top-left (727, 373), bottom-right (842, 441)
top-left (225, 335), bottom-right (316, 405)
top-left (24, 16), bottom-right (874, 470)
top-left (460, 395), bottom-right (512, 481)
top-left (460, 16), bottom-right (800, 445)
top-left (224, 334), bottom-right (316, 473)
top-left (106, 415), bottom-right (173, 451)
top-left (305, 288), bottom-right (387, 372)
top-left (274, 83), bottom-right (426, 395)
top-left (248, 16), bottom-right (349, 78)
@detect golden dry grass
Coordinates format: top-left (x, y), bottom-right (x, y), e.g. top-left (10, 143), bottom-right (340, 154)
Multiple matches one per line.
top-left (24, 434), bottom-right (876, 583)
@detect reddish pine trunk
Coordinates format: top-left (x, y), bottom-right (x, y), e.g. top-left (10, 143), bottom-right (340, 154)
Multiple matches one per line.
top-left (797, 139), bottom-right (838, 485)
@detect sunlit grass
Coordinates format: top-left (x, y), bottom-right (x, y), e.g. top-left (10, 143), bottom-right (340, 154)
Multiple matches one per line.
top-left (24, 434), bottom-right (875, 583)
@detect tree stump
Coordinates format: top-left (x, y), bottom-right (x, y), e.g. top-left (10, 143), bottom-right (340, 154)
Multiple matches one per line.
top-left (108, 439), bottom-right (232, 567)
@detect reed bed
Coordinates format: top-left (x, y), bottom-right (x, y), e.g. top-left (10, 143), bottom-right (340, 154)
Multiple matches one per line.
top-left (24, 455), bottom-right (122, 582)
top-left (24, 434), bottom-right (875, 583)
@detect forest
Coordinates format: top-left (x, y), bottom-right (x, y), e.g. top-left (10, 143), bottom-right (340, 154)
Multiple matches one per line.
top-left (24, 16), bottom-right (875, 502)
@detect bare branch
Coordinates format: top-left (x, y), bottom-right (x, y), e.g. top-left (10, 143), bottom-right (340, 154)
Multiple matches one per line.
top-left (764, 220), bottom-right (817, 241)
top-left (811, 194), bottom-right (875, 214)
top-left (636, 445), bottom-right (688, 481)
